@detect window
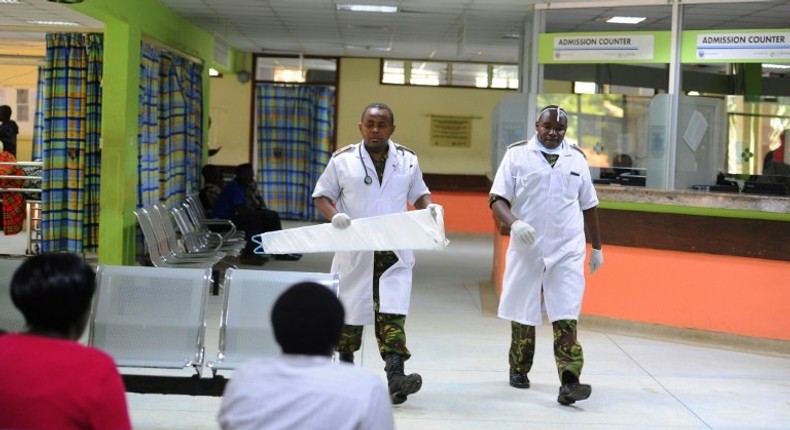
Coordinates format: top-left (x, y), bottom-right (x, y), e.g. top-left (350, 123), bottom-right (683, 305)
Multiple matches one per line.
top-left (255, 56), bottom-right (337, 84)
top-left (382, 59), bottom-right (518, 90)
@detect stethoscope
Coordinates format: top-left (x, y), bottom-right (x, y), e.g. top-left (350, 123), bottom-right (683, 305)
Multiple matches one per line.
top-left (359, 144), bottom-right (374, 185)
top-left (358, 143), bottom-right (406, 186)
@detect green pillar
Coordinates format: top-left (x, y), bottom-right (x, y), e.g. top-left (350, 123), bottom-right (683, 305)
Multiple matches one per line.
top-left (743, 63), bottom-right (762, 103)
top-left (98, 21), bottom-right (141, 265)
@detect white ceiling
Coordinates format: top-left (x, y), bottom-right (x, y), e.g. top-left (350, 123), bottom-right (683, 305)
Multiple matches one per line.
top-left (0, 0), bottom-right (788, 63)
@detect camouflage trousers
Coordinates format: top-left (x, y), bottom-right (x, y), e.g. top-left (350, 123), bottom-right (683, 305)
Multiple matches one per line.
top-left (509, 319), bottom-right (584, 381)
top-left (336, 251), bottom-right (411, 360)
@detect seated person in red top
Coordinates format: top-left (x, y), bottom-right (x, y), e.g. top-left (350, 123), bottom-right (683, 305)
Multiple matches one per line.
top-left (0, 253), bottom-right (132, 430)
top-left (0, 148), bottom-right (25, 235)
top-left (212, 163), bottom-right (301, 264)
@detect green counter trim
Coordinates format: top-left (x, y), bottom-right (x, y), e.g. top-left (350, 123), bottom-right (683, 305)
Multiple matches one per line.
top-left (598, 200), bottom-right (790, 222)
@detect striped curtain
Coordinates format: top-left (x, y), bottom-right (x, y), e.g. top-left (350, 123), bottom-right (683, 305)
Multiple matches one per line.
top-left (39, 33), bottom-right (103, 253)
top-left (31, 66), bottom-right (45, 161)
top-left (254, 84), bottom-right (334, 221)
top-left (137, 44), bottom-right (203, 209)
top-left (138, 43), bottom-right (161, 208)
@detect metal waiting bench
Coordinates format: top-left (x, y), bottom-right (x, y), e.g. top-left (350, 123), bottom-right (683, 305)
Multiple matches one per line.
top-left (89, 265), bottom-right (212, 376)
top-left (0, 160), bottom-right (42, 255)
top-left (0, 258), bottom-right (27, 333)
top-left (208, 268), bottom-right (339, 375)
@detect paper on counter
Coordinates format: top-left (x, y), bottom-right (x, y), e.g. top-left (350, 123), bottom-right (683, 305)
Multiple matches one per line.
top-left (252, 207), bottom-right (449, 254)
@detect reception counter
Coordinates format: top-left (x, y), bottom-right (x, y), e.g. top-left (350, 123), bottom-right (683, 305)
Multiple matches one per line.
top-left (491, 186), bottom-right (790, 341)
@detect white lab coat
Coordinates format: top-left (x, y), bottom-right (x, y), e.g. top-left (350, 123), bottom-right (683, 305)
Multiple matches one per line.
top-left (489, 137), bottom-right (598, 326)
top-left (312, 140), bottom-right (430, 325)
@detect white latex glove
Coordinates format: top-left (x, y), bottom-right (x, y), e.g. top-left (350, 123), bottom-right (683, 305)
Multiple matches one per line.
top-left (331, 212), bottom-right (351, 229)
top-left (427, 203), bottom-right (442, 218)
top-left (510, 220), bottom-right (536, 245)
top-left (589, 248), bottom-right (604, 274)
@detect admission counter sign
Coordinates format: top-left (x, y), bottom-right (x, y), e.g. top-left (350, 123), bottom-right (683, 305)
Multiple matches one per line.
top-left (691, 30), bottom-right (790, 62)
top-left (539, 32), bottom-right (669, 64)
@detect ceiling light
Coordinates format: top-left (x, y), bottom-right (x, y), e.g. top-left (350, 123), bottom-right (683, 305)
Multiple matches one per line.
top-left (606, 16), bottom-right (647, 24)
top-left (345, 45), bottom-right (391, 51)
top-left (0, 0), bottom-right (22, 4)
top-left (46, 0), bottom-right (84, 3)
top-left (336, 4), bottom-right (398, 13)
top-left (26, 20), bottom-right (79, 26)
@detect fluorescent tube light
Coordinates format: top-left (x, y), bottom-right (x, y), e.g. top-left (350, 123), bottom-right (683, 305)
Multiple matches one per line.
top-left (0, 0), bottom-right (22, 4)
top-left (606, 16), bottom-right (647, 24)
top-left (336, 4), bottom-right (398, 13)
top-left (26, 20), bottom-right (79, 26)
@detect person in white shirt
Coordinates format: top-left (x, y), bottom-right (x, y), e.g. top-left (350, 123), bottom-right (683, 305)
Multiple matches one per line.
top-left (217, 282), bottom-right (394, 430)
top-left (489, 105), bottom-right (603, 406)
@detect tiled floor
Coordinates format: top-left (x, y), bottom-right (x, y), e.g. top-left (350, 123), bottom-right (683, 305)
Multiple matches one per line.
top-left (4, 227), bottom-right (789, 429)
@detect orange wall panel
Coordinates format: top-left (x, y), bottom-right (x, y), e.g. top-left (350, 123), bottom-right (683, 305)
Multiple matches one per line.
top-left (582, 246), bottom-right (790, 341)
top-left (431, 191), bottom-right (492, 234)
top-left (437, 191), bottom-right (790, 341)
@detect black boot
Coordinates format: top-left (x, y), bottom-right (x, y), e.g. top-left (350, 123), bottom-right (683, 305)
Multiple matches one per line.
top-left (338, 352), bottom-right (354, 364)
top-left (557, 371), bottom-right (591, 406)
top-left (384, 353), bottom-right (422, 405)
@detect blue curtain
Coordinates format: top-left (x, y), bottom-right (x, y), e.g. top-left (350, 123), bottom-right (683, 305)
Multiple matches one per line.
top-left (138, 43), bottom-right (161, 209)
top-left (31, 66), bottom-right (45, 161)
top-left (39, 33), bottom-right (103, 253)
top-left (137, 44), bottom-right (204, 209)
top-left (254, 84), bottom-right (334, 221)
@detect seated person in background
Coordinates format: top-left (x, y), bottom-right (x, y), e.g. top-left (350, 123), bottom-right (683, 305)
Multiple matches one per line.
top-left (759, 131), bottom-right (790, 193)
top-left (212, 163), bottom-right (301, 264)
top-left (200, 164), bottom-right (225, 211)
top-left (0, 253), bottom-right (132, 430)
top-left (0, 147), bottom-right (26, 235)
top-left (0, 105), bottom-right (19, 157)
top-left (218, 281), bottom-right (394, 430)
top-left (612, 153), bottom-right (635, 177)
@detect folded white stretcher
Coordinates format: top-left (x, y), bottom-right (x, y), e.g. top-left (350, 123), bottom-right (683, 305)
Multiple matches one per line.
top-left (252, 208), bottom-right (449, 254)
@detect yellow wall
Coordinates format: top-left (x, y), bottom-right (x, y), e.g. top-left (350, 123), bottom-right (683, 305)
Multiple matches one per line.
top-left (337, 58), bottom-right (514, 176)
top-left (207, 72), bottom-right (252, 166)
top-left (0, 63), bottom-right (40, 161)
top-left (207, 57), bottom-right (518, 175)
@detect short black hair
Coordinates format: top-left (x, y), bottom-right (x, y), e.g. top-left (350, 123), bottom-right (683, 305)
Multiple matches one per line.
top-left (271, 282), bottom-right (344, 355)
top-left (11, 253), bottom-right (96, 334)
top-left (361, 103), bottom-right (395, 125)
top-left (0, 105), bottom-right (11, 118)
top-left (235, 163), bottom-right (253, 177)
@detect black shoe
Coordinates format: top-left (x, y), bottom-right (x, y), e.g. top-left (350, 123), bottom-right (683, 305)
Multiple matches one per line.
top-left (338, 352), bottom-right (354, 364)
top-left (557, 382), bottom-right (591, 405)
top-left (384, 353), bottom-right (422, 405)
top-left (391, 374), bottom-right (422, 405)
top-left (274, 253), bottom-right (302, 261)
top-left (509, 370), bottom-right (530, 389)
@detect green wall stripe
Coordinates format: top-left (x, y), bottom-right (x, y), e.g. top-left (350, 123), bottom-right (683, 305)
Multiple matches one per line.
top-left (599, 200), bottom-right (790, 221)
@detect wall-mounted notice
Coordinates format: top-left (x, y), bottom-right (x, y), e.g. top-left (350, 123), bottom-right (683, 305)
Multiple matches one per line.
top-left (552, 34), bottom-right (655, 61)
top-left (696, 31), bottom-right (790, 61)
top-left (430, 115), bottom-right (472, 147)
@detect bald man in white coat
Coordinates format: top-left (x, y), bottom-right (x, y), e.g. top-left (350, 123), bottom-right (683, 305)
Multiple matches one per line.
top-left (490, 105), bottom-right (603, 406)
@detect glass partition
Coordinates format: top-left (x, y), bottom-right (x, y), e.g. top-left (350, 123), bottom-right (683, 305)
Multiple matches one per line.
top-left (724, 96), bottom-right (790, 194)
top-left (531, 94), bottom-right (790, 195)
top-left (537, 93), bottom-right (653, 187)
